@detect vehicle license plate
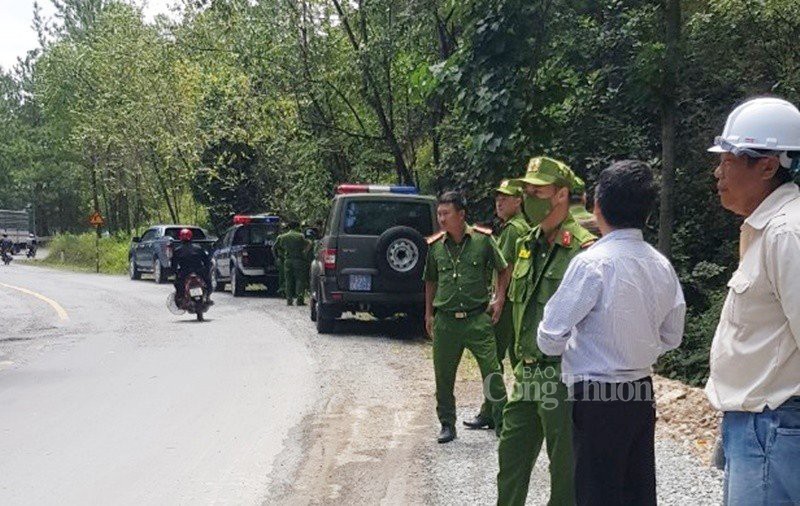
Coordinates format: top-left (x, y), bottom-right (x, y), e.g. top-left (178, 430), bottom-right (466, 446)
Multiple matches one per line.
top-left (189, 287), bottom-right (203, 297)
top-left (349, 274), bottom-right (371, 292)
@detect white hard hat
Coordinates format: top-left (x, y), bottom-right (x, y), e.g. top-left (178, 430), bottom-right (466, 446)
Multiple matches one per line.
top-left (709, 97), bottom-right (800, 168)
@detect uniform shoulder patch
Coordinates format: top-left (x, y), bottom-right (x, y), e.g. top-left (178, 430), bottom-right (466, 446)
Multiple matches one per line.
top-left (472, 225), bottom-right (493, 236)
top-left (426, 231), bottom-right (446, 245)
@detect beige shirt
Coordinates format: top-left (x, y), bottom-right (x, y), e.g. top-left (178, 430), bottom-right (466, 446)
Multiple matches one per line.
top-left (706, 183), bottom-right (800, 412)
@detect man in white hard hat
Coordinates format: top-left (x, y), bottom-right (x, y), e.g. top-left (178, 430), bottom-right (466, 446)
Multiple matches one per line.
top-left (705, 97), bottom-right (800, 505)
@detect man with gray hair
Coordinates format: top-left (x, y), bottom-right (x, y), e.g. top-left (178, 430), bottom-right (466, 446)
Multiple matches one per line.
top-left (705, 97), bottom-right (800, 504)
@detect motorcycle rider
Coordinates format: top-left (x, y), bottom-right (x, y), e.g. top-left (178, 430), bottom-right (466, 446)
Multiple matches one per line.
top-left (172, 228), bottom-right (212, 303)
top-left (0, 234), bottom-right (13, 262)
top-left (27, 233), bottom-right (37, 257)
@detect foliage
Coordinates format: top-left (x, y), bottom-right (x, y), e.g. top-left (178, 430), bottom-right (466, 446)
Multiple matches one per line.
top-left (43, 232), bottom-right (130, 274)
top-left (3, 0), bottom-right (800, 382)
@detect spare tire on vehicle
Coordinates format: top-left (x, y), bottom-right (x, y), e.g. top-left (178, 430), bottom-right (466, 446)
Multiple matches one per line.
top-left (375, 226), bottom-right (427, 280)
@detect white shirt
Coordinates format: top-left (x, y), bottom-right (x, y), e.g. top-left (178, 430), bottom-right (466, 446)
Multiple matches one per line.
top-left (705, 182), bottom-right (800, 412)
top-left (537, 229), bottom-right (685, 385)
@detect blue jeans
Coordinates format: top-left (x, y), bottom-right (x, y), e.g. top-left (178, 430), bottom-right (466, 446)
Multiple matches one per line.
top-left (722, 396), bottom-right (800, 505)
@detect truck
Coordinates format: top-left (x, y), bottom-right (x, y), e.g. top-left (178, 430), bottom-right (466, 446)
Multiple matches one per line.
top-left (0, 209), bottom-right (33, 254)
top-left (129, 225), bottom-right (217, 283)
top-left (210, 214), bottom-right (282, 297)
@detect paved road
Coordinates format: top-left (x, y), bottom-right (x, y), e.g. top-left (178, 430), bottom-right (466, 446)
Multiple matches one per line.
top-left (0, 263), bottom-right (722, 505)
top-left (0, 264), bottom-right (315, 505)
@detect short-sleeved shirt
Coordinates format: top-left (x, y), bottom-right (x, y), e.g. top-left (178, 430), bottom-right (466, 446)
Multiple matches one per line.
top-left (498, 212), bottom-right (531, 265)
top-left (508, 216), bottom-right (595, 363)
top-left (423, 225), bottom-right (508, 312)
top-left (274, 230), bottom-right (310, 261)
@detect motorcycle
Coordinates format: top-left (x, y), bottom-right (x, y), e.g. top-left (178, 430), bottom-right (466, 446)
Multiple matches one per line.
top-left (167, 273), bottom-right (213, 321)
top-left (1, 249), bottom-right (12, 265)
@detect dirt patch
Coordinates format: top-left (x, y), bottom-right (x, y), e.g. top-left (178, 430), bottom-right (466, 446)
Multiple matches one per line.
top-left (654, 376), bottom-right (720, 464)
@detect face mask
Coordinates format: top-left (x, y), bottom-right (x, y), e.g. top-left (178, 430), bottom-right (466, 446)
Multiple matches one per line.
top-left (523, 196), bottom-right (551, 227)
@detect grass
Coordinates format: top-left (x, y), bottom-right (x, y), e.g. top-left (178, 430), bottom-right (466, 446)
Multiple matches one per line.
top-left (41, 233), bottom-right (130, 275)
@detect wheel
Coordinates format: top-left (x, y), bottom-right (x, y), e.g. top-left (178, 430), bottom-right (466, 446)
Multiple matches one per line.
top-left (153, 258), bottom-right (167, 284)
top-left (129, 257), bottom-right (141, 280)
top-left (231, 265), bottom-right (246, 297)
top-left (196, 310), bottom-right (204, 322)
top-left (310, 296), bottom-right (317, 322)
top-left (265, 279), bottom-right (279, 296)
top-left (315, 297), bottom-right (335, 334)
top-left (211, 267), bottom-right (225, 292)
top-left (375, 226), bottom-right (427, 281)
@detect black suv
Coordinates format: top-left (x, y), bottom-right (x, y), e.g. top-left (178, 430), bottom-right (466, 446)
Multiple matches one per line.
top-left (210, 215), bottom-right (281, 296)
top-left (310, 185), bottom-right (437, 333)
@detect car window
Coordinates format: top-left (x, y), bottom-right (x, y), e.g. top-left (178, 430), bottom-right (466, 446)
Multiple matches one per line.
top-left (232, 224), bottom-right (278, 245)
top-left (141, 229), bottom-right (157, 241)
top-left (342, 200), bottom-right (433, 236)
top-left (164, 227), bottom-right (206, 240)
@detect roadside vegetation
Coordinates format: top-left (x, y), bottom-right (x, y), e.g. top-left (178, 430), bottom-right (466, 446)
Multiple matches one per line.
top-left (42, 233), bottom-right (130, 275)
top-left (3, 0), bottom-right (799, 384)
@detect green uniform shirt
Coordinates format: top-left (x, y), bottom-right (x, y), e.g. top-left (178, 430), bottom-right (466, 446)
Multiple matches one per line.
top-left (498, 212), bottom-right (531, 264)
top-left (508, 216), bottom-right (595, 363)
top-left (423, 225), bottom-right (508, 312)
top-left (274, 230), bottom-right (310, 261)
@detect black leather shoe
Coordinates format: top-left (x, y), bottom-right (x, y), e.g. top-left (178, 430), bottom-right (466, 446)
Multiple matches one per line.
top-left (437, 425), bottom-right (456, 444)
top-left (462, 413), bottom-right (495, 430)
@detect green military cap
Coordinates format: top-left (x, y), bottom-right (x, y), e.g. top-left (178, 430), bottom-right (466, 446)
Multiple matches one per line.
top-left (516, 156), bottom-right (578, 190)
top-left (495, 179), bottom-right (523, 197)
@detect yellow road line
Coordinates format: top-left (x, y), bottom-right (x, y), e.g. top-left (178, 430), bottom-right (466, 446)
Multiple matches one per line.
top-left (0, 282), bottom-right (70, 321)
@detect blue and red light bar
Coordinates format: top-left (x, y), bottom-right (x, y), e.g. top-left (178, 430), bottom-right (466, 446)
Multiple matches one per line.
top-left (233, 214), bottom-right (280, 225)
top-left (336, 184), bottom-right (419, 195)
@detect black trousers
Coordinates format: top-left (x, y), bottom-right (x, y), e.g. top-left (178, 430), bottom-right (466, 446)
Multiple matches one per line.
top-left (571, 377), bottom-right (656, 506)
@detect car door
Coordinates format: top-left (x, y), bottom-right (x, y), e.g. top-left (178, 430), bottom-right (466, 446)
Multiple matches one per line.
top-left (217, 228), bottom-right (234, 278)
top-left (136, 229), bottom-right (156, 266)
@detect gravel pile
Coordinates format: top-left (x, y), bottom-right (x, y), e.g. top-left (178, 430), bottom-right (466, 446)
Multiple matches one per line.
top-left (420, 393), bottom-right (723, 504)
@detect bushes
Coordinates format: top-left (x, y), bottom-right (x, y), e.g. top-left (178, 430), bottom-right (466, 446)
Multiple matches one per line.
top-left (656, 289), bottom-right (726, 387)
top-left (43, 233), bottom-right (130, 275)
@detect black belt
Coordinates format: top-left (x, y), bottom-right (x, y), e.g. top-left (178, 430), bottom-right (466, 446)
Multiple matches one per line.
top-left (436, 306), bottom-right (487, 319)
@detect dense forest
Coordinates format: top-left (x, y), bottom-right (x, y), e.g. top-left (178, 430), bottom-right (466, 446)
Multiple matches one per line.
top-left (2, 0), bottom-right (800, 383)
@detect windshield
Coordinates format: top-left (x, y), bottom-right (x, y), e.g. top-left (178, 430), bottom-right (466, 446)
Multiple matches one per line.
top-left (343, 201), bottom-right (433, 236)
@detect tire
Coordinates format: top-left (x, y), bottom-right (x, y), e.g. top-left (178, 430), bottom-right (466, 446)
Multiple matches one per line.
top-left (265, 278), bottom-right (279, 296)
top-left (211, 267), bottom-right (225, 292)
top-left (315, 296), bottom-right (335, 334)
top-left (231, 265), bottom-right (246, 297)
top-left (196, 310), bottom-right (204, 322)
top-left (129, 257), bottom-right (141, 280)
top-left (375, 226), bottom-right (427, 280)
top-left (153, 258), bottom-right (167, 284)
top-left (310, 296), bottom-right (318, 322)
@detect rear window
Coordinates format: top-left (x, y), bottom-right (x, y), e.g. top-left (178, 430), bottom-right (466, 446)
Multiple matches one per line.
top-left (164, 227), bottom-right (206, 240)
top-left (233, 224), bottom-right (279, 245)
top-left (342, 200), bottom-right (433, 236)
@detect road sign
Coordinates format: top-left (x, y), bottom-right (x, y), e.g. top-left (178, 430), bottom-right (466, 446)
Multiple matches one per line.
top-left (89, 212), bottom-right (105, 228)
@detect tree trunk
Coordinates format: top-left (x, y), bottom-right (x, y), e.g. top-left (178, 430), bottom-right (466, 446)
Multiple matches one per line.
top-left (657, 0), bottom-right (681, 257)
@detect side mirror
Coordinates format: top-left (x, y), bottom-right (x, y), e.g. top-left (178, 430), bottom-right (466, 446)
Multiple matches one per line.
top-left (132, 236), bottom-right (141, 243)
top-left (304, 227), bottom-right (319, 240)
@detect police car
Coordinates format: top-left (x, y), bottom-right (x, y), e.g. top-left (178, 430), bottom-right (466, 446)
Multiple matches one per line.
top-left (211, 214), bottom-right (281, 296)
top-left (309, 184), bottom-right (437, 333)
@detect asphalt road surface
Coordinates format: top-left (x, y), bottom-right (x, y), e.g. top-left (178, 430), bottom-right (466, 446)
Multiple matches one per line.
top-left (0, 263), bottom-right (722, 505)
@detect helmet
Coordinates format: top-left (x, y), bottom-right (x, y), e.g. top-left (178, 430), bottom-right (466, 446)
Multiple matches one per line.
top-left (178, 228), bottom-right (193, 242)
top-left (709, 97), bottom-right (800, 171)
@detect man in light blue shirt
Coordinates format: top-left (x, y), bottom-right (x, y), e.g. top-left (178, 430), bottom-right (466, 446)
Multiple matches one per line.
top-left (536, 160), bottom-right (685, 506)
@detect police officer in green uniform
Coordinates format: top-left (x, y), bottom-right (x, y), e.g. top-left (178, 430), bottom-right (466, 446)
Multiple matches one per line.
top-left (568, 177), bottom-right (600, 236)
top-left (464, 180), bottom-right (531, 430)
top-left (273, 221), bottom-right (311, 306)
top-left (424, 191), bottom-right (511, 444)
top-left (497, 157), bottom-right (596, 506)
